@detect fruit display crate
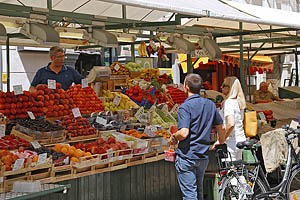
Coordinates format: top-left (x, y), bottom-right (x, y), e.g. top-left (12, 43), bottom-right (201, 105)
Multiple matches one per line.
top-left (109, 74), bottom-right (129, 80)
top-left (27, 158), bottom-right (53, 181)
top-left (11, 127), bottom-right (66, 145)
top-left (129, 72), bottom-right (143, 79)
top-left (50, 165), bottom-right (73, 183)
top-left (67, 131), bottom-right (99, 141)
top-left (108, 79), bottom-right (128, 92)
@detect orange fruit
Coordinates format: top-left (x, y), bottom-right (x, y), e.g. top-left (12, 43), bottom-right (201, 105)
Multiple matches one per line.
top-left (54, 143), bottom-right (63, 151)
top-left (61, 147), bottom-right (68, 155)
top-left (84, 152), bottom-right (91, 157)
top-left (63, 144), bottom-right (69, 150)
top-left (74, 149), bottom-right (84, 158)
top-left (68, 149), bottom-right (75, 156)
top-left (32, 155), bottom-right (38, 162)
top-left (69, 146), bottom-right (76, 151)
top-left (70, 157), bottom-right (79, 163)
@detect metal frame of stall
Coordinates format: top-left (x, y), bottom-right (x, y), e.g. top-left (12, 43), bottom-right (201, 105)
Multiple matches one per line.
top-left (1, 1), bottom-right (300, 93)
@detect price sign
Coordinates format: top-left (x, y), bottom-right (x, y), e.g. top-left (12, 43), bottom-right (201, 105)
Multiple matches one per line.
top-left (37, 153), bottom-right (47, 165)
top-left (258, 112), bottom-right (266, 121)
top-left (0, 177), bottom-right (3, 183)
top-left (72, 108), bottom-right (81, 118)
top-left (96, 116), bottom-right (107, 125)
top-left (134, 107), bottom-right (144, 121)
top-left (48, 79), bottom-right (56, 89)
top-left (27, 111), bottom-right (35, 120)
top-left (170, 104), bottom-right (179, 114)
top-left (31, 141), bottom-right (41, 149)
top-left (144, 126), bottom-right (156, 137)
top-left (113, 95), bottom-right (122, 106)
top-left (120, 125), bottom-right (127, 132)
top-left (118, 156), bottom-right (123, 160)
top-left (13, 85), bottom-right (23, 95)
top-left (81, 78), bottom-right (88, 88)
top-left (162, 104), bottom-right (169, 113)
top-left (13, 159), bottom-right (24, 171)
top-left (0, 124), bottom-right (5, 138)
top-left (114, 64), bottom-right (120, 71)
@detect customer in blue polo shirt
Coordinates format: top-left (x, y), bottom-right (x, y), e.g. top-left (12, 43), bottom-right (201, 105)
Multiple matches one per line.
top-left (170, 73), bottom-right (225, 200)
top-left (30, 46), bottom-right (83, 91)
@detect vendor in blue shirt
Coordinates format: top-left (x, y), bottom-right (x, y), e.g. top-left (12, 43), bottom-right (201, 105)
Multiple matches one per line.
top-left (30, 46), bottom-right (83, 91)
top-left (170, 73), bottom-right (225, 200)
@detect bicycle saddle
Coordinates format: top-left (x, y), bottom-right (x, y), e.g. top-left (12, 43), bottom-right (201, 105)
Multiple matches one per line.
top-left (236, 139), bottom-right (258, 150)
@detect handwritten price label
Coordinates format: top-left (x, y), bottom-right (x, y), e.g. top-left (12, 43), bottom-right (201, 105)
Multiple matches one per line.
top-left (13, 159), bottom-right (24, 171)
top-left (72, 108), bottom-right (81, 118)
top-left (114, 64), bottom-right (120, 71)
top-left (27, 111), bottom-right (35, 120)
top-left (31, 141), bottom-right (41, 149)
top-left (81, 78), bottom-right (88, 88)
top-left (13, 85), bottom-right (23, 95)
top-left (0, 124), bottom-right (5, 138)
top-left (37, 153), bottom-right (47, 165)
top-left (113, 95), bottom-right (122, 106)
top-left (96, 116), bottom-right (107, 125)
top-left (48, 79), bottom-right (56, 89)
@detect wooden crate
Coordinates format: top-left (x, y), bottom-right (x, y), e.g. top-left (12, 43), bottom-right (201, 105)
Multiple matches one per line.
top-left (0, 166), bottom-right (29, 193)
top-left (67, 132), bottom-right (98, 141)
top-left (108, 79), bottom-right (128, 92)
top-left (50, 165), bottom-right (73, 183)
top-left (129, 72), bottom-right (142, 79)
top-left (27, 158), bottom-right (52, 181)
top-left (110, 74), bottom-right (129, 80)
top-left (11, 127), bottom-right (66, 145)
top-left (127, 154), bottom-right (145, 167)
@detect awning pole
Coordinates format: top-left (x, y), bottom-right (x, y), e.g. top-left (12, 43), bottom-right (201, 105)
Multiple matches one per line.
top-left (187, 54), bottom-right (193, 74)
top-left (239, 22), bottom-right (245, 91)
top-left (6, 37), bottom-right (10, 92)
top-left (295, 48), bottom-right (299, 86)
top-left (247, 49), bottom-right (251, 103)
top-left (131, 44), bottom-right (135, 62)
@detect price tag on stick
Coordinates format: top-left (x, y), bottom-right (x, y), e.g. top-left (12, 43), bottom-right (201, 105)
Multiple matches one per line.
top-left (114, 64), bottom-right (120, 71)
top-left (27, 111), bottom-right (35, 120)
top-left (81, 78), bottom-right (88, 88)
top-left (72, 108), bottom-right (81, 118)
top-left (120, 125), bottom-right (127, 132)
top-left (258, 112), bottom-right (266, 121)
top-left (48, 79), bottom-right (56, 89)
top-left (31, 141), bottom-right (41, 149)
top-left (113, 95), bottom-right (122, 106)
top-left (13, 159), bottom-right (24, 171)
top-left (96, 116), bottom-right (107, 125)
top-left (13, 85), bottom-right (23, 95)
top-left (0, 124), bottom-right (5, 138)
top-left (37, 153), bottom-right (47, 165)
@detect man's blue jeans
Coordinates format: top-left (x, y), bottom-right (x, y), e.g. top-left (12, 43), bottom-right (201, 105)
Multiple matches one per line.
top-left (175, 155), bottom-right (209, 200)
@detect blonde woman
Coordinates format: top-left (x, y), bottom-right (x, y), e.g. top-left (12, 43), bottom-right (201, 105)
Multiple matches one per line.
top-left (220, 76), bottom-right (246, 161)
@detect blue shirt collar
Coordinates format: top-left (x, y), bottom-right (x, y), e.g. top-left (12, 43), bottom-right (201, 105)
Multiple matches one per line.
top-left (184, 94), bottom-right (201, 103)
top-left (45, 63), bottom-right (67, 72)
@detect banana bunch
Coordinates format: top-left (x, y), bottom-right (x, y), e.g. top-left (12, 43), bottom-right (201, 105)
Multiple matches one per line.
top-left (102, 90), bottom-right (139, 111)
top-left (138, 41), bottom-right (148, 57)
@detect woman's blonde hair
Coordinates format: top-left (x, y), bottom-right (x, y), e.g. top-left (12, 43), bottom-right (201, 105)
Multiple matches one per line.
top-left (224, 76), bottom-right (246, 110)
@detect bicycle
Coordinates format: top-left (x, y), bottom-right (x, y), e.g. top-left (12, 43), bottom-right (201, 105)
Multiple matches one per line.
top-left (216, 125), bottom-right (300, 200)
top-left (215, 141), bottom-right (268, 200)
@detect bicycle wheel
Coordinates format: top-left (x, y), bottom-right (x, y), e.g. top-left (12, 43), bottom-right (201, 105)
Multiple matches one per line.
top-left (219, 173), bottom-right (268, 200)
top-left (286, 166), bottom-right (300, 198)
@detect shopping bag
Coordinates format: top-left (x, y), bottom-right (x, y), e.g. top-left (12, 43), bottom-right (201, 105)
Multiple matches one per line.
top-left (244, 111), bottom-right (258, 137)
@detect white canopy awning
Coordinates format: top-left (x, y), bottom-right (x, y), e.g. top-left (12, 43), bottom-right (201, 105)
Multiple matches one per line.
top-left (100, 0), bottom-right (300, 28)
